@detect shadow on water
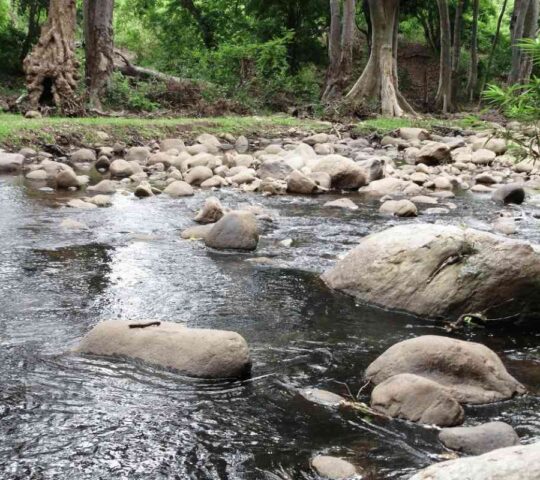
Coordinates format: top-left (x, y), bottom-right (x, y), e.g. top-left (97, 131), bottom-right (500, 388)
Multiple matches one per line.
top-left (0, 175), bottom-right (539, 479)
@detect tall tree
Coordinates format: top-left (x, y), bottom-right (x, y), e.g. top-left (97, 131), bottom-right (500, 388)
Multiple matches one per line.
top-left (509, 0), bottom-right (540, 84)
top-left (345, 0), bottom-right (415, 117)
top-left (83, 0), bottom-right (115, 110)
top-left (435, 0), bottom-right (453, 112)
top-left (323, 0), bottom-right (356, 101)
top-left (481, 0), bottom-right (509, 93)
top-left (451, 0), bottom-right (466, 103)
top-left (466, 0), bottom-right (479, 101)
top-left (23, 0), bottom-right (79, 113)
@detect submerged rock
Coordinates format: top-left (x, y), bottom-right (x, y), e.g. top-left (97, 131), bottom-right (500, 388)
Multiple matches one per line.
top-left (312, 155), bottom-right (366, 190)
top-left (163, 180), bottom-right (194, 197)
top-left (365, 336), bottom-right (525, 405)
top-left (409, 443), bottom-right (540, 480)
top-left (439, 422), bottom-right (520, 455)
top-left (323, 198), bottom-right (358, 210)
top-left (371, 373), bottom-right (464, 427)
top-left (379, 199), bottom-right (418, 217)
top-left (205, 211), bottom-right (259, 251)
top-left (181, 224), bottom-right (214, 240)
top-left (321, 224), bottom-right (540, 322)
top-left (311, 455), bottom-right (358, 480)
top-left (0, 153), bottom-right (24, 172)
top-left (194, 197), bottom-right (224, 224)
top-left (76, 320), bottom-right (251, 378)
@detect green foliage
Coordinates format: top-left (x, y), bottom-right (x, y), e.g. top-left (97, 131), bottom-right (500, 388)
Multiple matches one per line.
top-left (106, 72), bottom-right (162, 112)
top-left (0, 24), bottom-right (25, 73)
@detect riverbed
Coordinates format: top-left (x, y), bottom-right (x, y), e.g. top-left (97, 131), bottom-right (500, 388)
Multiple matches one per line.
top-left (1, 174), bottom-right (539, 479)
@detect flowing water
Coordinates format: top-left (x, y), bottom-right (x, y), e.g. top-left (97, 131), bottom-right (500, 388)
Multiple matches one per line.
top-left (1, 173), bottom-right (539, 479)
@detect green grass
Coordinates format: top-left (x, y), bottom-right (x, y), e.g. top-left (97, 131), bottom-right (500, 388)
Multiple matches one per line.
top-left (0, 113), bottom-right (330, 149)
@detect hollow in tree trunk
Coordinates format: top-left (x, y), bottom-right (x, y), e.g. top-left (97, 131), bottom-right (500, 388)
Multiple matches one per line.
top-left (435, 0), bottom-right (454, 112)
top-left (84, 0), bottom-right (115, 110)
top-left (23, 0), bottom-right (80, 114)
top-left (345, 0), bottom-right (415, 117)
top-left (323, 0), bottom-right (356, 102)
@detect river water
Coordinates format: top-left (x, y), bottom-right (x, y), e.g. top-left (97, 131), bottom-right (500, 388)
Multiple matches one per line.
top-left (0, 173), bottom-right (539, 479)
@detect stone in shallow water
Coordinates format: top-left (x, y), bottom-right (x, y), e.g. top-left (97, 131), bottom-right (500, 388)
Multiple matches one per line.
top-left (76, 320), bottom-right (251, 378)
top-left (311, 455), bottom-right (358, 479)
top-left (323, 198), bottom-right (358, 210)
top-left (409, 443), bottom-right (540, 480)
top-left (439, 422), bottom-right (520, 455)
top-left (365, 336), bottom-right (525, 405)
top-left (298, 388), bottom-right (345, 408)
top-left (205, 211), bottom-right (259, 251)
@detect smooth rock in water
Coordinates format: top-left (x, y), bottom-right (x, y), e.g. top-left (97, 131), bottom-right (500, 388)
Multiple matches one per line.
top-left (299, 388), bottom-right (345, 408)
top-left (365, 336), bottom-right (525, 404)
top-left (409, 443), bottom-right (540, 480)
top-left (181, 224), bottom-right (214, 240)
top-left (379, 199), bottom-right (418, 217)
top-left (371, 373), bottom-right (464, 427)
top-left (235, 135), bottom-right (249, 153)
top-left (357, 158), bottom-right (385, 182)
top-left (472, 149), bottom-right (496, 165)
top-left (321, 224), bottom-right (540, 323)
top-left (76, 320), bottom-right (251, 378)
top-left (308, 172), bottom-right (332, 190)
top-left (56, 169), bottom-right (80, 189)
top-left (313, 155), bottom-right (366, 190)
top-left (201, 175), bottom-right (227, 189)
top-left (126, 146), bottom-right (151, 163)
top-left (205, 211), bottom-right (259, 251)
top-left (416, 143), bottom-right (451, 166)
top-left (260, 178), bottom-right (287, 195)
top-left (134, 182), bottom-right (154, 198)
top-left (160, 138), bottom-right (185, 153)
top-left (411, 195), bottom-right (438, 205)
top-left (493, 216), bottom-right (517, 235)
top-left (71, 148), bottom-right (96, 163)
top-left (514, 159), bottom-right (535, 174)
top-left (258, 158), bottom-right (294, 180)
top-left (323, 198), bottom-right (358, 210)
top-left (473, 138), bottom-right (507, 155)
top-left (88, 179), bottom-right (116, 194)
top-left (184, 166), bottom-right (213, 186)
top-left (61, 218), bottom-right (88, 230)
top-left (164, 180), bottom-right (194, 197)
top-left (86, 195), bottom-right (112, 207)
top-left (424, 207), bottom-right (450, 215)
top-left (286, 169), bottom-right (319, 194)
top-left (66, 199), bottom-right (98, 209)
top-left (194, 197), bottom-right (224, 224)
top-left (399, 127), bottom-right (430, 141)
top-left (311, 455), bottom-right (357, 480)
top-left (148, 152), bottom-right (173, 168)
top-left (304, 133), bottom-right (329, 145)
top-left (361, 177), bottom-right (421, 197)
top-left (439, 422), bottom-right (520, 455)
top-left (492, 183), bottom-right (525, 205)
top-left (433, 176), bottom-right (453, 190)
top-left (26, 170), bottom-right (48, 181)
top-left (110, 159), bottom-right (134, 178)
top-left (0, 153), bottom-right (24, 172)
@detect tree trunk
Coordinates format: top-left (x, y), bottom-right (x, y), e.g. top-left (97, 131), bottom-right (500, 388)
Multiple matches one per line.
top-left (435, 0), bottom-right (454, 112)
top-left (518, 0), bottom-right (540, 82)
top-left (84, 0), bottom-right (115, 110)
top-left (509, 0), bottom-right (539, 84)
top-left (23, 0), bottom-right (80, 114)
top-left (451, 0), bottom-right (465, 104)
top-left (466, 0), bottom-right (479, 101)
top-left (323, 0), bottom-right (357, 102)
top-left (179, 0), bottom-right (215, 49)
top-left (481, 0), bottom-right (508, 93)
top-left (345, 0), bottom-right (414, 117)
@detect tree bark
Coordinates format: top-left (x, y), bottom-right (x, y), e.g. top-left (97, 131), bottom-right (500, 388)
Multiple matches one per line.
top-left (466, 0), bottom-right (479, 101)
top-left (435, 0), bottom-right (454, 112)
top-left (345, 0), bottom-right (415, 117)
top-left (481, 0), bottom-right (508, 93)
top-left (509, 0), bottom-right (539, 84)
top-left (84, 0), bottom-right (115, 110)
top-left (23, 0), bottom-right (80, 114)
top-left (451, 0), bottom-right (465, 104)
top-left (323, 0), bottom-right (357, 102)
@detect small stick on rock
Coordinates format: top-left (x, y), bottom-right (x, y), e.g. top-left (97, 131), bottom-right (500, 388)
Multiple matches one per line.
top-left (129, 321), bottom-right (161, 329)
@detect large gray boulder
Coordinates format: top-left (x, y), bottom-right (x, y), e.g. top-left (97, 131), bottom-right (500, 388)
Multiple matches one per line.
top-left (365, 336), bottom-right (525, 404)
top-left (439, 422), bottom-right (520, 455)
top-left (205, 211), bottom-right (259, 251)
top-left (71, 148), bottom-right (96, 163)
top-left (312, 155), bottom-right (366, 190)
top-left (163, 180), bottom-right (194, 197)
top-left (258, 158), bottom-right (294, 180)
top-left (0, 153), bottom-right (24, 173)
top-left (491, 183), bottom-right (525, 205)
top-left (76, 320), bottom-right (251, 378)
top-left (321, 224), bottom-right (540, 322)
top-left (409, 443), bottom-right (540, 480)
top-left (416, 143), bottom-right (451, 165)
top-left (371, 373), bottom-right (464, 427)
top-left (110, 159), bottom-right (134, 178)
